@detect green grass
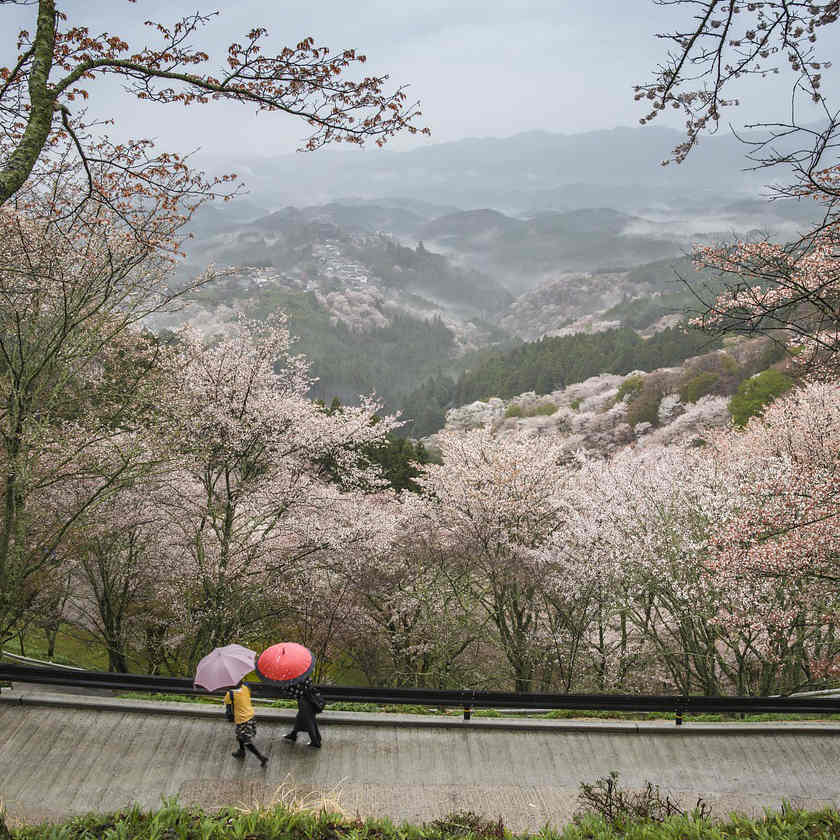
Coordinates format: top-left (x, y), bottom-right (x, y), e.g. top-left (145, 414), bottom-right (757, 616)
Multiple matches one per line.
top-left (9, 627), bottom-right (111, 671)
top-left (6, 798), bottom-right (840, 840)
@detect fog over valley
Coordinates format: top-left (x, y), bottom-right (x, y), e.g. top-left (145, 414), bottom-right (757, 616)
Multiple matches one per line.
top-left (150, 123), bottom-right (822, 439)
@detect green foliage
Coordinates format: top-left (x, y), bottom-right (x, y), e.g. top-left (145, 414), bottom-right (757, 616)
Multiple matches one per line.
top-left (505, 401), bottom-right (557, 419)
top-left (533, 401), bottom-right (557, 416)
top-left (365, 434), bottom-right (429, 493)
top-left (10, 796), bottom-right (840, 840)
top-left (676, 351), bottom-right (746, 406)
top-left (429, 812), bottom-right (504, 839)
top-left (728, 369), bottom-right (795, 427)
top-left (624, 373), bottom-right (668, 428)
top-left (626, 387), bottom-right (662, 428)
top-left (454, 326), bottom-right (718, 406)
top-left (17, 626), bottom-right (110, 670)
top-left (617, 375), bottom-right (644, 402)
top-left (679, 371), bottom-right (720, 404)
top-left (310, 399), bottom-right (428, 493)
top-left (246, 289), bottom-right (458, 411)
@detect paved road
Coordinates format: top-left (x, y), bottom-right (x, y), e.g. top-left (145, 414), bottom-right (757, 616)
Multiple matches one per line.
top-left (2, 689), bottom-right (840, 831)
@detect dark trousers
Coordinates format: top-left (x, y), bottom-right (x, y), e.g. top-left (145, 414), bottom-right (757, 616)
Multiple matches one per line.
top-left (290, 696), bottom-right (321, 745)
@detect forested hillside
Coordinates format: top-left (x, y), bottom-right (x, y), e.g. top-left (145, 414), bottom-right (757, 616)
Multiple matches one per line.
top-left (246, 288), bottom-right (462, 407)
top-left (601, 257), bottom-right (728, 330)
top-left (400, 325), bottom-right (724, 436)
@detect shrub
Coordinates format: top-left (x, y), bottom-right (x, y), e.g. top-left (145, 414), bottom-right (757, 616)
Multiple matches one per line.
top-left (719, 352), bottom-right (739, 374)
top-left (570, 397), bottom-right (582, 410)
top-left (679, 371), bottom-right (720, 404)
top-left (728, 369), bottom-right (794, 427)
top-left (576, 771), bottom-right (710, 829)
top-left (430, 812), bottom-right (505, 839)
top-left (617, 375), bottom-right (644, 402)
top-left (533, 401), bottom-right (558, 416)
top-left (680, 351), bottom-right (744, 400)
top-left (505, 401), bottom-right (557, 418)
top-left (626, 373), bottom-right (671, 428)
top-left (627, 388), bottom-right (662, 428)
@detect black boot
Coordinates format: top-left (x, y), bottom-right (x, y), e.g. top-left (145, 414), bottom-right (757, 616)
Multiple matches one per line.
top-left (283, 731), bottom-right (297, 742)
top-left (246, 742), bottom-right (268, 767)
top-left (232, 742), bottom-right (246, 759)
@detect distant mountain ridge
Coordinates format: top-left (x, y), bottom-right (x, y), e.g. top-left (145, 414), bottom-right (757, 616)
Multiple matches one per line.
top-left (204, 125), bottom-right (770, 213)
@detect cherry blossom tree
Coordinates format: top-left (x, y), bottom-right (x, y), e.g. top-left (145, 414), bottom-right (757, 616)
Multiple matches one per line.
top-left (574, 448), bottom-right (785, 694)
top-left (689, 235), bottom-right (840, 378)
top-left (0, 201), bottom-right (197, 646)
top-left (331, 508), bottom-right (487, 688)
top-left (638, 2), bottom-right (840, 377)
top-left (707, 380), bottom-right (840, 596)
top-left (61, 476), bottom-right (173, 672)
top-left (0, 1), bottom-right (427, 219)
top-left (417, 428), bottom-right (575, 692)
top-left (155, 317), bottom-right (401, 669)
top-left (563, 425), bottom-right (838, 694)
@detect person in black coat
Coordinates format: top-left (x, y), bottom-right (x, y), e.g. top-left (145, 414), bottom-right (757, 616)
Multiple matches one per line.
top-left (282, 678), bottom-right (323, 747)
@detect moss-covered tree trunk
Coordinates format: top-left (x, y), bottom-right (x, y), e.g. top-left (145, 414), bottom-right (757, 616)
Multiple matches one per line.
top-left (0, 0), bottom-right (57, 207)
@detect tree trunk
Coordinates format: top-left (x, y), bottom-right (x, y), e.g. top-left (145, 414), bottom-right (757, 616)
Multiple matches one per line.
top-left (46, 623), bottom-right (59, 658)
top-left (0, 0), bottom-right (58, 206)
top-left (108, 648), bottom-right (129, 673)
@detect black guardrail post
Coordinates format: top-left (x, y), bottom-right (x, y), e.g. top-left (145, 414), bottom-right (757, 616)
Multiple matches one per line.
top-left (675, 698), bottom-right (685, 726)
top-left (461, 689), bottom-right (474, 720)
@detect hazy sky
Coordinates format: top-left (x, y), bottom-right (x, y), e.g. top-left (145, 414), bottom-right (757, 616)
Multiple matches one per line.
top-left (4, 1), bottom-right (840, 164)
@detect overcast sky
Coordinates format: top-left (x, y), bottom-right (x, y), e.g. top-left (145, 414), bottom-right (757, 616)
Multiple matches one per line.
top-left (5, 1), bottom-right (840, 165)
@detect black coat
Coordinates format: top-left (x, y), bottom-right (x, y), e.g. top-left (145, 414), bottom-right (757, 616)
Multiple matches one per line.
top-left (286, 680), bottom-right (322, 745)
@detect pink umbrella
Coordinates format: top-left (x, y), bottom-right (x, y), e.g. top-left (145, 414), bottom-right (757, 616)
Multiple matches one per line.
top-left (194, 644), bottom-right (256, 691)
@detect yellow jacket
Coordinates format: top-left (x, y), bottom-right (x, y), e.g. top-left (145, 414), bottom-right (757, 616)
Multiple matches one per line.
top-left (224, 684), bottom-right (254, 724)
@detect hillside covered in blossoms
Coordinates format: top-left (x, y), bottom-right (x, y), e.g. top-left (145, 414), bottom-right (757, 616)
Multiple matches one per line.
top-left (0, 0), bottom-right (838, 706)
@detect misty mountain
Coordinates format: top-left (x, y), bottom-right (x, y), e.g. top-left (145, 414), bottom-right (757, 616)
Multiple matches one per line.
top-left (177, 204), bottom-right (512, 321)
top-left (497, 255), bottom-right (734, 341)
top-left (185, 199), bottom-right (269, 237)
top-left (419, 208), bottom-right (527, 241)
top-left (418, 205), bottom-right (685, 292)
top-left (252, 203), bottom-right (428, 237)
top-left (204, 125), bottom-right (773, 214)
top-left (174, 191), bottom-right (814, 352)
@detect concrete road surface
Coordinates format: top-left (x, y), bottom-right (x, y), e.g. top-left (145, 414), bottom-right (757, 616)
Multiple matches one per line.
top-left (2, 690), bottom-right (840, 832)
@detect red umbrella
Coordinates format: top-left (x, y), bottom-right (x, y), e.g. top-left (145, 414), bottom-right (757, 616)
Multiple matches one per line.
top-left (255, 642), bottom-right (315, 687)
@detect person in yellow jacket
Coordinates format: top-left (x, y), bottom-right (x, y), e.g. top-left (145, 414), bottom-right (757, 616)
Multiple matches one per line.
top-left (225, 680), bottom-right (268, 766)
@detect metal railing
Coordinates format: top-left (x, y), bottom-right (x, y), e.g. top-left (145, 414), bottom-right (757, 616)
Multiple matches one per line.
top-left (0, 650), bottom-right (85, 670)
top-left (3, 662), bottom-right (840, 725)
